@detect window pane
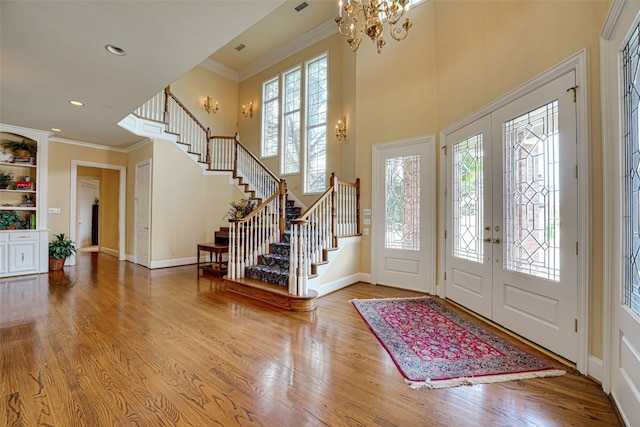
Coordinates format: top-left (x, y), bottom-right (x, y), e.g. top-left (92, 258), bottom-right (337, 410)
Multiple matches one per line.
top-left (452, 134), bottom-right (484, 263)
top-left (385, 154), bottom-right (420, 251)
top-left (503, 101), bottom-right (560, 281)
top-left (305, 55), bottom-right (328, 192)
top-left (282, 68), bottom-right (301, 174)
top-left (624, 22), bottom-right (640, 315)
top-left (262, 78), bottom-right (279, 158)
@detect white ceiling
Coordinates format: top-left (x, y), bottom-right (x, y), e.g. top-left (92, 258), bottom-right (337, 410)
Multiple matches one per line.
top-left (0, 0), bottom-right (336, 149)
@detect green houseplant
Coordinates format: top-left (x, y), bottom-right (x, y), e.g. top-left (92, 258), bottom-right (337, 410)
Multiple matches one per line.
top-left (0, 169), bottom-right (14, 189)
top-left (49, 233), bottom-right (76, 271)
top-left (1, 138), bottom-right (37, 157)
top-left (0, 211), bottom-right (22, 230)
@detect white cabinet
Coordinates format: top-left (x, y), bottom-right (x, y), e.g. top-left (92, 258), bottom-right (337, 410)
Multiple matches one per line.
top-left (8, 232), bottom-right (38, 274)
top-left (0, 234), bottom-right (7, 274)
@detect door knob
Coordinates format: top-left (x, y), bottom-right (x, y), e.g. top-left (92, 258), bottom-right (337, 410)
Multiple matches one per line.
top-left (484, 237), bottom-right (492, 243)
top-left (493, 238), bottom-right (501, 244)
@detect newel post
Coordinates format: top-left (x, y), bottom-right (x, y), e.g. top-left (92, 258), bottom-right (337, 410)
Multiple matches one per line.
top-left (331, 172), bottom-right (338, 248)
top-left (279, 180), bottom-right (287, 238)
top-left (163, 86), bottom-right (170, 124)
top-left (205, 127), bottom-right (211, 167)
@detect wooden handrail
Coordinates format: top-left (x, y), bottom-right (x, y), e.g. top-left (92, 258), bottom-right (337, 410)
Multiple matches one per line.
top-left (298, 187), bottom-right (333, 221)
top-left (236, 141), bottom-right (281, 184)
top-left (228, 191), bottom-right (280, 223)
top-left (165, 89), bottom-right (208, 134)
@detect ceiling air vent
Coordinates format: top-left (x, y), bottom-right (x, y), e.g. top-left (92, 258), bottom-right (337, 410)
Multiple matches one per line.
top-left (295, 2), bottom-right (308, 12)
top-left (235, 44), bottom-right (246, 51)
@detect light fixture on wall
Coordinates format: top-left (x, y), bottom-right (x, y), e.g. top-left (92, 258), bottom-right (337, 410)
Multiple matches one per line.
top-left (336, 116), bottom-right (347, 142)
top-left (335, 0), bottom-right (412, 54)
top-left (203, 96), bottom-right (219, 114)
top-left (242, 101), bottom-right (254, 119)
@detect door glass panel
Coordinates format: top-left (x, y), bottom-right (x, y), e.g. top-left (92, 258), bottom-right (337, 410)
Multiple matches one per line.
top-left (385, 154), bottom-right (420, 250)
top-left (452, 134), bottom-right (484, 263)
top-left (503, 101), bottom-right (560, 281)
top-left (624, 22), bottom-right (640, 315)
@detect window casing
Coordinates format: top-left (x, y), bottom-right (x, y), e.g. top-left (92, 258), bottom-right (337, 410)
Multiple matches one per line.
top-left (305, 54), bottom-right (328, 193)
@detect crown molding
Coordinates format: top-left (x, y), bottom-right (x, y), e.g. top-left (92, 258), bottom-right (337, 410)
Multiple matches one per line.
top-left (199, 58), bottom-right (240, 83)
top-left (238, 19), bottom-right (337, 82)
top-left (601, 0), bottom-right (627, 40)
top-left (50, 136), bottom-right (128, 153)
top-left (125, 138), bottom-right (153, 153)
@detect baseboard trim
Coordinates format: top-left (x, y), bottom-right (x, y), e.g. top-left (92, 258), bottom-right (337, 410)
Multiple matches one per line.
top-left (149, 256), bottom-right (196, 269)
top-left (316, 272), bottom-right (372, 297)
top-left (588, 355), bottom-right (603, 383)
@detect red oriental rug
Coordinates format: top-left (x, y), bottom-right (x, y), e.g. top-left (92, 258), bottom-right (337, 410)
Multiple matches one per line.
top-left (351, 297), bottom-right (566, 389)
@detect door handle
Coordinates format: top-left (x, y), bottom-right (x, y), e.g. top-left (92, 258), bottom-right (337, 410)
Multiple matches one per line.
top-left (493, 238), bottom-right (501, 244)
top-left (484, 237), bottom-right (492, 243)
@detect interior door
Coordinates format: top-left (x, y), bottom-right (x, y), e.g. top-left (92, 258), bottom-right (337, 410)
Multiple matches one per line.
top-left (135, 160), bottom-right (151, 267)
top-left (445, 71), bottom-right (578, 362)
top-left (373, 137), bottom-right (435, 293)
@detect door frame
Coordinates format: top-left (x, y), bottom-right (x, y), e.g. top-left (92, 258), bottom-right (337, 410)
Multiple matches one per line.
top-left (134, 159), bottom-right (151, 267)
top-left (69, 160), bottom-right (126, 264)
top-left (439, 50), bottom-right (590, 375)
top-left (371, 134), bottom-right (436, 295)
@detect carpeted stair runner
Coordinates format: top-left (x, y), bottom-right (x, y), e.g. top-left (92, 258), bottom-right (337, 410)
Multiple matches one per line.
top-left (245, 200), bottom-right (300, 287)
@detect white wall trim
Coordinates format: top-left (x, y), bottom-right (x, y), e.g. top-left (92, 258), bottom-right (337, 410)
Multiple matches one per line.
top-left (198, 59), bottom-right (240, 83)
top-left (588, 355), bottom-right (604, 384)
top-left (70, 160), bottom-right (126, 264)
top-left (100, 247), bottom-right (119, 258)
top-left (51, 136), bottom-right (129, 153)
top-left (440, 50), bottom-right (590, 374)
top-left (149, 256), bottom-right (196, 269)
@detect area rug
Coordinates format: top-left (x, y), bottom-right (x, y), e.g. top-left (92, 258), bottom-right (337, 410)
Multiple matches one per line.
top-left (351, 297), bottom-right (566, 389)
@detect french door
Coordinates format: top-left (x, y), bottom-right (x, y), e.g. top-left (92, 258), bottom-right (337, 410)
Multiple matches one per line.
top-left (445, 71), bottom-right (578, 361)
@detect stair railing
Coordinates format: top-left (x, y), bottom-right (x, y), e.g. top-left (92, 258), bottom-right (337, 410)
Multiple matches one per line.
top-left (228, 181), bottom-right (287, 280)
top-left (289, 173), bottom-right (360, 296)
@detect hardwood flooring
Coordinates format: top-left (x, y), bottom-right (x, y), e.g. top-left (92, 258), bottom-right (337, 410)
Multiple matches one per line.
top-left (1, 253), bottom-right (621, 426)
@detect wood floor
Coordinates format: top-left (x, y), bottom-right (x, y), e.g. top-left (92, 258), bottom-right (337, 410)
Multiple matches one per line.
top-left (1, 253), bottom-right (621, 426)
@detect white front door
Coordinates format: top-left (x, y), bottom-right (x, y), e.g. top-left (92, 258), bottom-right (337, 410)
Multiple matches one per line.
top-left (602, 2), bottom-right (640, 423)
top-left (446, 71), bottom-right (578, 362)
top-left (135, 160), bottom-right (151, 267)
top-left (373, 137), bottom-right (436, 293)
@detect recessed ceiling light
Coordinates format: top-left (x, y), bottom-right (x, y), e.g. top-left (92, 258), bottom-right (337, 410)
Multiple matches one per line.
top-left (235, 44), bottom-right (246, 51)
top-left (295, 2), bottom-right (308, 12)
top-left (51, 128), bottom-right (62, 132)
top-left (69, 100), bottom-right (84, 107)
top-left (105, 44), bottom-right (126, 56)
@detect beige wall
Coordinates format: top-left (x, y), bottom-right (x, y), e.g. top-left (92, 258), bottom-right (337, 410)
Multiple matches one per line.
top-left (150, 138), bottom-right (244, 262)
top-left (170, 65), bottom-right (239, 137)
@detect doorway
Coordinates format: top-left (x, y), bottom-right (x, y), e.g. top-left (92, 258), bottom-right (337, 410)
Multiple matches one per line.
top-left (76, 178), bottom-right (99, 251)
top-left (372, 136), bottom-right (436, 294)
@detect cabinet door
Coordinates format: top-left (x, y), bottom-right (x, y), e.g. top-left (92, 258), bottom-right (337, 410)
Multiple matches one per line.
top-left (9, 234), bottom-right (38, 273)
top-left (0, 243), bottom-right (7, 274)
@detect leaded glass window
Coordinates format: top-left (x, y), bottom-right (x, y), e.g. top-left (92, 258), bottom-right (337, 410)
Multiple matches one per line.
top-left (385, 154), bottom-right (420, 250)
top-left (624, 21), bottom-right (640, 315)
top-left (452, 134), bottom-right (484, 263)
top-left (503, 101), bottom-right (560, 281)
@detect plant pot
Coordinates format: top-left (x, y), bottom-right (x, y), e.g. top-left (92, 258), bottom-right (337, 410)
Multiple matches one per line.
top-left (13, 149), bottom-right (30, 158)
top-left (0, 184), bottom-right (7, 189)
top-left (49, 256), bottom-right (66, 271)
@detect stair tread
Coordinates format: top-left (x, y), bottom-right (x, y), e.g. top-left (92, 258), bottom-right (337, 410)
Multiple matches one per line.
top-left (224, 276), bottom-right (318, 300)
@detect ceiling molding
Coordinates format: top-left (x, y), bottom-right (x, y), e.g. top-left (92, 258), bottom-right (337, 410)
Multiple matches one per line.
top-left (238, 19), bottom-right (337, 82)
top-left (125, 138), bottom-right (153, 153)
top-left (199, 58), bottom-right (240, 83)
top-left (50, 136), bottom-right (128, 153)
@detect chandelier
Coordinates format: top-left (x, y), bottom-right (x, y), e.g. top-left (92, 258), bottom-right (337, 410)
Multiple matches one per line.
top-left (335, 0), bottom-right (413, 54)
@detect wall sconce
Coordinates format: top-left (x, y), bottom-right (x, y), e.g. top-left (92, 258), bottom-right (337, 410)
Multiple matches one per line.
top-left (335, 116), bottom-right (347, 142)
top-left (242, 101), bottom-right (254, 119)
top-left (204, 96), bottom-right (218, 114)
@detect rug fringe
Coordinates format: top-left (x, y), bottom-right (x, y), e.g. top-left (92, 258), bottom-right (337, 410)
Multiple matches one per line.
top-left (405, 369), bottom-right (567, 390)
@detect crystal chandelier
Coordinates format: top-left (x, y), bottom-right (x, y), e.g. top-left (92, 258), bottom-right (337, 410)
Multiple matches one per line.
top-left (335, 0), bottom-right (413, 54)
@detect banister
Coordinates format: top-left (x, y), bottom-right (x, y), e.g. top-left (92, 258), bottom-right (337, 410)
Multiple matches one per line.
top-left (235, 141), bottom-right (281, 184)
top-left (298, 188), bottom-right (333, 221)
top-left (228, 190), bottom-right (280, 223)
top-left (165, 89), bottom-right (208, 134)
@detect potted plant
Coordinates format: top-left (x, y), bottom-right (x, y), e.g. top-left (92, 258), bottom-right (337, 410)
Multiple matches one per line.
top-left (0, 170), bottom-right (14, 189)
top-left (0, 211), bottom-right (22, 230)
top-left (223, 198), bottom-right (256, 220)
top-left (48, 233), bottom-right (76, 271)
top-left (1, 138), bottom-right (37, 158)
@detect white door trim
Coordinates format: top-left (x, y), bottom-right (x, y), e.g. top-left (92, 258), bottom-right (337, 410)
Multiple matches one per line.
top-left (134, 159), bottom-right (152, 267)
top-left (371, 134), bottom-right (436, 295)
top-left (69, 160), bottom-right (126, 264)
top-left (439, 50), bottom-right (590, 374)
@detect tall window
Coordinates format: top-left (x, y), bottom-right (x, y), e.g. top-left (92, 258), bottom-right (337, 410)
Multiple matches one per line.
top-left (282, 67), bottom-right (301, 174)
top-left (305, 55), bottom-right (328, 193)
top-left (624, 22), bottom-right (640, 315)
top-left (261, 78), bottom-right (279, 158)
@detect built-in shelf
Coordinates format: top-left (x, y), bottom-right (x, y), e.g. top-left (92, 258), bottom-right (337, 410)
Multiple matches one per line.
top-left (0, 161), bottom-right (36, 168)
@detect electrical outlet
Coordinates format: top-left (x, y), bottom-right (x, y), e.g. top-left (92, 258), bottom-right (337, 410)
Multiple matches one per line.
top-left (363, 228), bottom-right (369, 235)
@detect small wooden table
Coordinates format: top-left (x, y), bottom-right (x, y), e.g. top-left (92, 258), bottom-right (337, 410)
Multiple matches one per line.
top-left (197, 243), bottom-right (229, 276)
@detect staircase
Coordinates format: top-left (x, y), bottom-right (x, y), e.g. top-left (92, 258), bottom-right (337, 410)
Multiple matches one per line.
top-left (125, 87), bottom-right (360, 312)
